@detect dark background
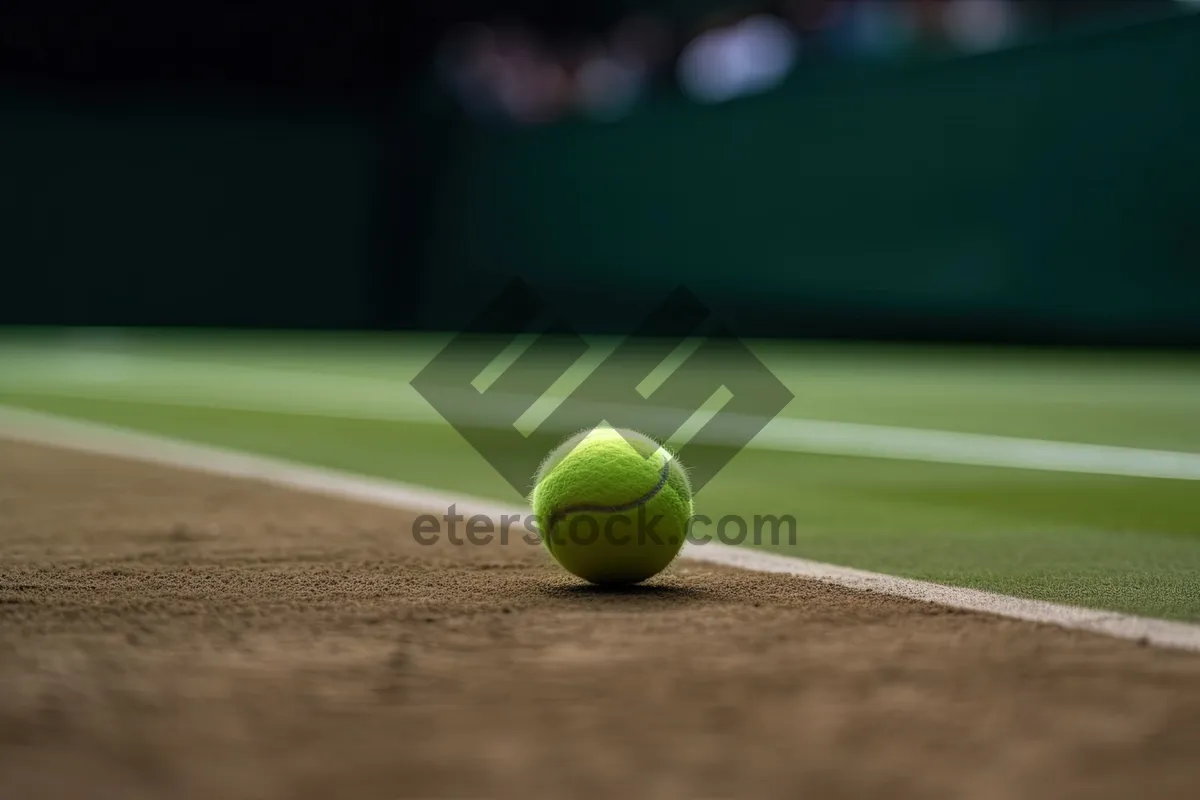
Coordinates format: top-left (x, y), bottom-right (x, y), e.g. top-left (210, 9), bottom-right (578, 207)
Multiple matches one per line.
top-left (1, 1), bottom-right (1196, 344)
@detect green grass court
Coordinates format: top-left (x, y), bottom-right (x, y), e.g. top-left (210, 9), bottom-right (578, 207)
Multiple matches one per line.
top-left (2, 328), bottom-right (1198, 621)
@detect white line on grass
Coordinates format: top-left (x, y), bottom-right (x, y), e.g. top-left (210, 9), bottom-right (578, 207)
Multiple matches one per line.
top-left (3, 405), bottom-right (1200, 652)
top-left (8, 378), bottom-right (1200, 482)
top-left (5, 350), bottom-right (1200, 480)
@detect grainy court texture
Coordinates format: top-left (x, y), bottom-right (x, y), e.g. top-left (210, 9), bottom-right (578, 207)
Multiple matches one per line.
top-left (2, 439), bottom-right (1200, 800)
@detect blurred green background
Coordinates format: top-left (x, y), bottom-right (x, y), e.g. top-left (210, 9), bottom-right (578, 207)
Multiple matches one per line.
top-left (1, 5), bottom-right (1198, 344)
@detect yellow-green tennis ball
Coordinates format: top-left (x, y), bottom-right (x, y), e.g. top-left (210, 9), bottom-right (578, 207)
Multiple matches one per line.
top-left (530, 425), bottom-right (693, 586)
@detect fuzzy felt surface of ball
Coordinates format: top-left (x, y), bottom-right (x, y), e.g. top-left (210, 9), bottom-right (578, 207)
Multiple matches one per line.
top-left (529, 425), bottom-right (693, 585)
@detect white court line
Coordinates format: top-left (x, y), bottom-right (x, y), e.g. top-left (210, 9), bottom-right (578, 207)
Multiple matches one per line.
top-left (2, 404), bottom-right (1200, 653)
top-left (4, 347), bottom-right (1200, 480)
top-left (6, 377), bottom-right (1200, 481)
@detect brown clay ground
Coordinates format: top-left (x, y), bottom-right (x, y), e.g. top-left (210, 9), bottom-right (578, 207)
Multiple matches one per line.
top-left (2, 439), bottom-right (1200, 799)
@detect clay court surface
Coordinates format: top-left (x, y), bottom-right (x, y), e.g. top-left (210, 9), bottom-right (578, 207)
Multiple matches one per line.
top-left (2, 438), bottom-right (1200, 799)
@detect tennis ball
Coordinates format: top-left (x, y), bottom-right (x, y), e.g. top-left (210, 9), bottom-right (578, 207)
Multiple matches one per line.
top-left (530, 425), bottom-right (693, 585)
